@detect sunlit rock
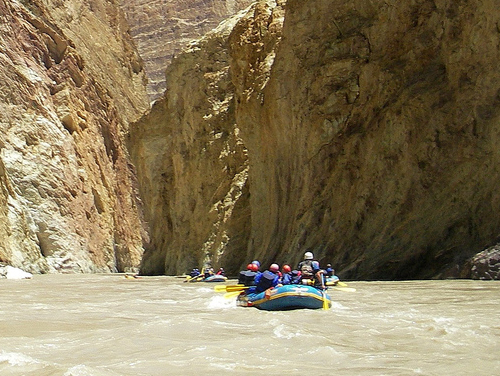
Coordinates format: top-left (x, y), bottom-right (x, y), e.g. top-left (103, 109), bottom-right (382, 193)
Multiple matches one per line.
top-left (0, 265), bottom-right (33, 279)
top-left (0, 0), bottom-right (149, 273)
top-left (120, 0), bottom-right (254, 100)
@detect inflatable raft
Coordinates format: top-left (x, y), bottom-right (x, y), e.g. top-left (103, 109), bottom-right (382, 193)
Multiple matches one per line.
top-left (326, 275), bottom-right (340, 286)
top-left (203, 275), bottom-right (227, 283)
top-left (236, 285), bottom-right (331, 311)
top-left (186, 274), bottom-right (227, 283)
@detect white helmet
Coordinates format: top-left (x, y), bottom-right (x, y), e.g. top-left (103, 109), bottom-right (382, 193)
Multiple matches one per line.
top-left (304, 251), bottom-right (314, 260)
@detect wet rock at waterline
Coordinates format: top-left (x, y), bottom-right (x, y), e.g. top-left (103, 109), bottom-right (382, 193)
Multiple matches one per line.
top-left (470, 248), bottom-right (500, 280)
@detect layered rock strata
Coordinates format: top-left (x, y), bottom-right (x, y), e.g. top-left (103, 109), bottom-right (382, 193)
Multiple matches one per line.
top-left (0, 0), bottom-right (149, 273)
top-left (131, 0), bottom-right (500, 279)
top-left (128, 10), bottom-right (256, 274)
top-left (120, 0), bottom-right (254, 100)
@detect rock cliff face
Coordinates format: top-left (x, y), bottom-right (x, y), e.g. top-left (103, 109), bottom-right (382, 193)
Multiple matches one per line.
top-left (120, 0), bottom-right (254, 100)
top-left (130, 0), bottom-right (500, 279)
top-left (128, 10), bottom-right (254, 275)
top-left (0, 0), bottom-right (149, 273)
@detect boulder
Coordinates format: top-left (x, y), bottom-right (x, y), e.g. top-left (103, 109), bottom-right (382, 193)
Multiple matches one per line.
top-left (470, 247), bottom-right (500, 280)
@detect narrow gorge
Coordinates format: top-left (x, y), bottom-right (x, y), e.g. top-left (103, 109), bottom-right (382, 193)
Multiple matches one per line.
top-left (2, 0), bottom-right (500, 280)
top-left (129, 0), bottom-right (500, 280)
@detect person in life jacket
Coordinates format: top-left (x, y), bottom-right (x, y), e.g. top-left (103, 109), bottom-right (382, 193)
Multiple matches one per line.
top-left (238, 263), bottom-right (258, 286)
top-left (311, 260), bottom-right (326, 290)
top-left (290, 269), bottom-right (302, 284)
top-left (203, 266), bottom-right (214, 279)
top-left (280, 264), bottom-right (293, 285)
top-left (325, 263), bottom-right (335, 277)
top-left (251, 263), bottom-right (280, 293)
top-left (251, 260), bottom-right (261, 271)
top-left (189, 268), bottom-right (200, 278)
top-left (216, 267), bottom-right (225, 275)
top-left (297, 251), bottom-right (315, 284)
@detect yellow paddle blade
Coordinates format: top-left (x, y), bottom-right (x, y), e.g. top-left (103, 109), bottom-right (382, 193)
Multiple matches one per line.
top-left (184, 274), bottom-right (203, 283)
top-left (322, 291), bottom-right (330, 310)
top-left (224, 291), bottom-right (242, 299)
top-left (337, 281), bottom-right (348, 287)
top-left (225, 285), bottom-right (249, 292)
top-left (213, 284), bottom-right (247, 292)
top-left (214, 284), bottom-right (229, 292)
top-left (331, 286), bottom-right (356, 292)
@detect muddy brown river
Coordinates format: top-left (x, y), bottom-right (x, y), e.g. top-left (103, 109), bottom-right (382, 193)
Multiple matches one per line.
top-left (0, 274), bottom-right (498, 375)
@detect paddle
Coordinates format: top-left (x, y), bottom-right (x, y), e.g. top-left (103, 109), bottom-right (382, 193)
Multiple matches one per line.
top-left (184, 274), bottom-right (204, 283)
top-left (224, 291), bottom-right (243, 299)
top-left (214, 284), bottom-right (248, 292)
top-left (322, 289), bottom-right (329, 310)
top-left (320, 275), bottom-right (329, 310)
top-left (330, 286), bottom-right (356, 292)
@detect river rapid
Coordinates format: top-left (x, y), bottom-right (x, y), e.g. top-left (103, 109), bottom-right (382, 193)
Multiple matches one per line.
top-left (0, 274), bottom-right (498, 376)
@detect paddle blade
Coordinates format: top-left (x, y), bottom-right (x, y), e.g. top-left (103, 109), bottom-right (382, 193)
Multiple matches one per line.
top-left (184, 274), bottom-right (203, 283)
top-left (224, 291), bottom-right (242, 299)
top-left (214, 284), bottom-right (248, 292)
top-left (225, 285), bottom-right (249, 292)
top-left (332, 286), bottom-right (356, 292)
top-left (322, 290), bottom-right (330, 310)
top-left (214, 284), bottom-right (229, 292)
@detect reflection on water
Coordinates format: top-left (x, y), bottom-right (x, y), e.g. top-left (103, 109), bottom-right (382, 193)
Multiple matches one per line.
top-left (0, 275), bottom-right (499, 375)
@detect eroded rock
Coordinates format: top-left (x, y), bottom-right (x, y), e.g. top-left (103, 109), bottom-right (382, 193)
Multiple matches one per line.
top-left (0, 0), bottom-right (149, 274)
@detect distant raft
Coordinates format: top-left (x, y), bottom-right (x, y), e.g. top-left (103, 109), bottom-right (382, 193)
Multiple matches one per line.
top-left (185, 274), bottom-right (227, 283)
top-left (326, 275), bottom-right (340, 286)
top-left (236, 284), bottom-right (331, 311)
top-left (202, 274), bottom-right (227, 282)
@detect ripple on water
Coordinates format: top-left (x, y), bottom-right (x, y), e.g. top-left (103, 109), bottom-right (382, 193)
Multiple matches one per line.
top-left (1, 277), bottom-right (499, 376)
top-left (206, 295), bottom-right (238, 310)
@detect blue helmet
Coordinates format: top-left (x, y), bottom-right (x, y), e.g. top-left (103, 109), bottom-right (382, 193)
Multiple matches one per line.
top-left (251, 260), bottom-right (260, 268)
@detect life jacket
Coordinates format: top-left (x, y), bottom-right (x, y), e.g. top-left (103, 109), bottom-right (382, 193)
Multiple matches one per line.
top-left (291, 270), bottom-right (301, 284)
top-left (190, 269), bottom-right (200, 277)
top-left (255, 270), bottom-right (277, 292)
top-left (238, 270), bottom-right (257, 286)
top-left (281, 273), bottom-right (292, 285)
top-left (298, 260), bottom-right (314, 279)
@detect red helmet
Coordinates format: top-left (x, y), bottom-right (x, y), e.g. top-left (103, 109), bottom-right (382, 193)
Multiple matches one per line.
top-left (250, 263), bottom-right (259, 272)
top-left (247, 263), bottom-right (253, 270)
top-left (282, 264), bottom-right (291, 273)
top-left (270, 263), bottom-right (279, 272)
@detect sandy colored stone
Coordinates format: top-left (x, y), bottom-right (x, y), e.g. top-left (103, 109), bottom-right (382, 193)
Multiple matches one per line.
top-left (120, 0), bottom-right (254, 100)
top-left (0, 0), bottom-right (149, 273)
top-left (130, 0), bottom-right (500, 279)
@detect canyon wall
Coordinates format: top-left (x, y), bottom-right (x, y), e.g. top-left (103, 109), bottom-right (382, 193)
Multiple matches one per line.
top-left (128, 10), bottom-right (255, 275)
top-left (239, 0), bottom-right (500, 279)
top-left (120, 0), bottom-right (254, 100)
top-left (131, 0), bottom-right (500, 279)
top-left (0, 0), bottom-right (149, 273)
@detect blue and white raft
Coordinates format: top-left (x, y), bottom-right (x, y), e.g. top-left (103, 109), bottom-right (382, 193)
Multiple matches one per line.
top-left (185, 274), bottom-right (227, 283)
top-left (236, 285), bottom-right (331, 311)
top-left (202, 274), bottom-right (227, 283)
top-left (326, 275), bottom-right (340, 286)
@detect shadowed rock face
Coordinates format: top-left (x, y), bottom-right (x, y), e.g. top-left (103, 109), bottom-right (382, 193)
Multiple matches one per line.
top-left (130, 0), bottom-right (500, 279)
top-left (128, 10), bottom-right (254, 275)
top-left (0, 0), bottom-right (149, 273)
top-left (120, 0), bottom-right (254, 100)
